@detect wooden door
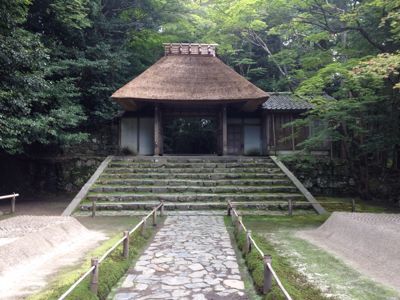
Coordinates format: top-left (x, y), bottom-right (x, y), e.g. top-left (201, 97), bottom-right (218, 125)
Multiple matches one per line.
top-left (227, 124), bottom-right (243, 155)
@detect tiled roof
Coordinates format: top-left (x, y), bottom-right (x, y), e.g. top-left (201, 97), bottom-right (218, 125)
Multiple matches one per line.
top-left (262, 92), bottom-right (314, 111)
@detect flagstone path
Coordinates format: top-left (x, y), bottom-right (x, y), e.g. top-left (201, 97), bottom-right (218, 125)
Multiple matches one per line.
top-left (114, 216), bottom-right (248, 300)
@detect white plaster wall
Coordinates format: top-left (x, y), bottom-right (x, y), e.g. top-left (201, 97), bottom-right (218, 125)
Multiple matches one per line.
top-left (120, 118), bottom-right (138, 153)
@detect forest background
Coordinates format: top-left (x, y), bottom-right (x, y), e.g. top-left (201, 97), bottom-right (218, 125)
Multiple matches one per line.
top-left (1, 0), bottom-right (399, 202)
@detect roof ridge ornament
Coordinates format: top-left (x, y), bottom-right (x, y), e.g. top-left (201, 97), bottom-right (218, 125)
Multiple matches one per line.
top-left (163, 43), bottom-right (218, 56)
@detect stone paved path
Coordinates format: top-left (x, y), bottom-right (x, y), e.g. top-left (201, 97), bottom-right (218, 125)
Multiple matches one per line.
top-left (114, 216), bottom-right (248, 300)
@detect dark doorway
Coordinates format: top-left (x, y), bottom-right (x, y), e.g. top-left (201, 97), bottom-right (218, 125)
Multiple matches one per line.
top-left (227, 124), bottom-right (243, 155)
top-left (163, 117), bottom-right (218, 154)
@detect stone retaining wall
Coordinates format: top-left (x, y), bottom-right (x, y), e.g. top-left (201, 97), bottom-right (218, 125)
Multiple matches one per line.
top-left (0, 122), bottom-right (119, 194)
top-left (281, 156), bottom-right (356, 196)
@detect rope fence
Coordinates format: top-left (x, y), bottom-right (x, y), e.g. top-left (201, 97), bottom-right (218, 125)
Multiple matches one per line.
top-left (0, 193), bottom-right (19, 213)
top-left (227, 201), bottom-right (293, 300)
top-left (58, 201), bottom-right (164, 300)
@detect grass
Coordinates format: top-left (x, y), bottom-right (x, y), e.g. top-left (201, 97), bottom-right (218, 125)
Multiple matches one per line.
top-left (28, 216), bottom-right (162, 300)
top-left (316, 196), bottom-right (400, 213)
top-left (241, 209), bottom-right (400, 300)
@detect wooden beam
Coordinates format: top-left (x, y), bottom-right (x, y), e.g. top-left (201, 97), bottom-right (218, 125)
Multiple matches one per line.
top-left (272, 114), bottom-right (276, 152)
top-left (154, 104), bottom-right (161, 155)
top-left (290, 114), bottom-right (295, 151)
top-left (270, 156), bottom-right (327, 215)
top-left (222, 105), bottom-right (228, 155)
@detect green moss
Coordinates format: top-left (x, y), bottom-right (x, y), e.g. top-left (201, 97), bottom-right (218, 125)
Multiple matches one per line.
top-left (239, 213), bottom-right (399, 300)
top-left (228, 215), bottom-right (330, 300)
top-left (29, 221), bottom-right (159, 300)
top-left (236, 231), bottom-right (246, 251)
top-left (245, 250), bottom-right (262, 272)
top-left (316, 196), bottom-right (399, 213)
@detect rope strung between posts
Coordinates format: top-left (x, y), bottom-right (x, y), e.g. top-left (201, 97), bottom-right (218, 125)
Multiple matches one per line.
top-left (58, 201), bottom-right (164, 300)
top-left (227, 201), bottom-right (293, 300)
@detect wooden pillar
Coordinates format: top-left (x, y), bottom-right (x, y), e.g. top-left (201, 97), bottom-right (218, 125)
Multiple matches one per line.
top-left (154, 104), bottom-right (163, 155)
top-left (290, 114), bottom-right (295, 151)
top-left (222, 105), bottom-right (228, 155)
top-left (265, 114), bottom-right (271, 155)
top-left (272, 114), bottom-right (277, 154)
top-left (261, 113), bottom-right (267, 155)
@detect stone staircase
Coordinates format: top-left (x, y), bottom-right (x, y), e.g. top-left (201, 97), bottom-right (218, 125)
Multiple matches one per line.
top-left (76, 156), bottom-right (314, 214)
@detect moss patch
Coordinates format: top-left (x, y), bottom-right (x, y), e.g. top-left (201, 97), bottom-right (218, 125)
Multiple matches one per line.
top-left (28, 218), bottom-right (162, 300)
top-left (242, 213), bottom-right (400, 300)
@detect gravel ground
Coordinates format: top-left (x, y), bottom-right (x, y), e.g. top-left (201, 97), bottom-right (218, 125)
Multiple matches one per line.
top-left (0, 215), bottom-right (105, 300)
top-left (298, 212), bottom-right (400, 292)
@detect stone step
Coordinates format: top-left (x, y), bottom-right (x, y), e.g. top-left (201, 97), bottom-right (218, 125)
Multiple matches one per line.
top-left (99, 173), bottom-right (288, 180)
top-left (111, 156), bottom-right (273, 163)
top-left (86, 192), bottom-right (304, 202)
top-left (79, 201), bottom-right (313, 211)
top-left (103, 167), bottom-right (282, 174)
top-left (90, 185), bottom-right (297, 194)
top-left (96, 178), bottom-right (292, 186)
top-left (108, 162), bottom-right (276, 168)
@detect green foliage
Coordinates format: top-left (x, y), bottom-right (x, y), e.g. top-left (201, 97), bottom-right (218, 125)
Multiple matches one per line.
top-left (1, 0), bottom-right (400, 203)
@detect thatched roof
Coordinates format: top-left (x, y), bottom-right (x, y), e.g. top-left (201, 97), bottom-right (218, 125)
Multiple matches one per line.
top-left (112, 47), bottom-right (269, 111)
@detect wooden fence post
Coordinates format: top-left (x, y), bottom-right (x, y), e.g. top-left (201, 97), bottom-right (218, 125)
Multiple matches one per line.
top-left (92, 200), bottom-right (96, 218)
top-left (351, 199), bottom-right (356, 212)
top-left (227, 203), bottom-right (232, 216)
top-left (11, 193), bottom-right (16, 214)
top-left (160, 201), bottom-right (164, 217)
top-left (263, 255), bottom-right (272, 294)
top-left (141, 217), bottom-right (147, 236)
top-left (152, 209), bottom-right (157, 226)
top-left (244, 230), bottom-right (252, 254)
top-left (90, 258), bottom-right (99, 295)
top-left (123, 231), bottom-right (129, 259)
top-left (288, 199), bottom-right (293, 216)
top-left (236, 216), bottom-right (243, 234)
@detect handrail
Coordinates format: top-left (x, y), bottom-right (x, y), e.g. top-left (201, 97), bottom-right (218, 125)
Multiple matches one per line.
top-left (58, 201), bottom-right (164, 300)
top-left (270, 155), bottom-right (326, 214)
top-left (227, 201), bottom-right (292, 300)
top-left (0, 193), bottom-right (19, 200)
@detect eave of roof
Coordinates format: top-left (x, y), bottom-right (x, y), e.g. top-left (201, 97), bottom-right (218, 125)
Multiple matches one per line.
top-left (262, 92), bottom-right (314, 111)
